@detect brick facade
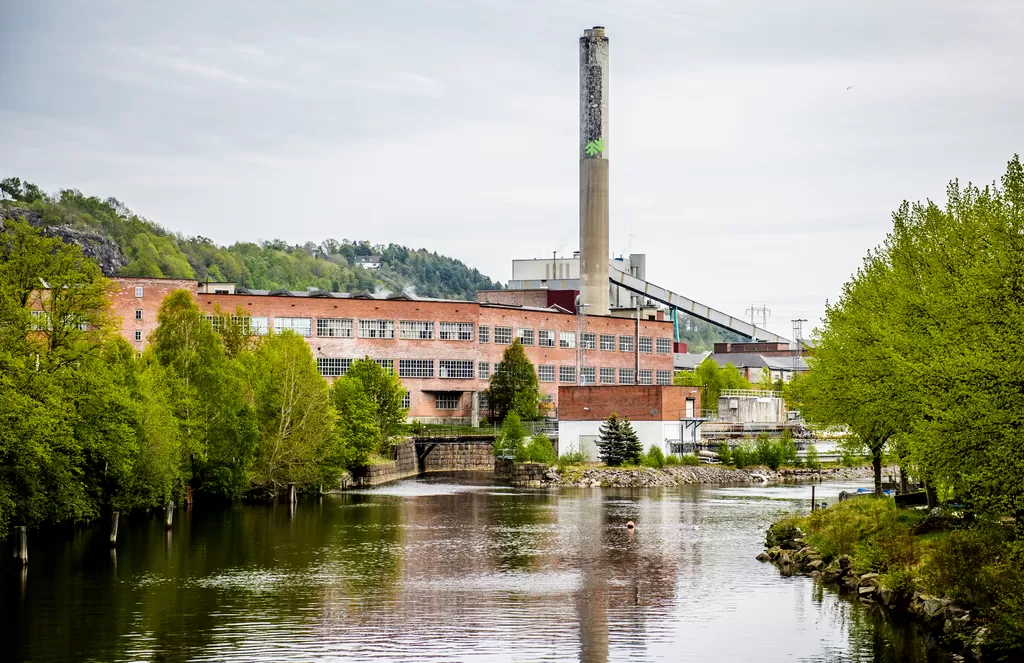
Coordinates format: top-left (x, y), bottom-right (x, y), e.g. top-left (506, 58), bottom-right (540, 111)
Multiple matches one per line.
top-left (558, 385), bottom-right (701, 422)
top-left (109, 277), bottom-right (675, 422)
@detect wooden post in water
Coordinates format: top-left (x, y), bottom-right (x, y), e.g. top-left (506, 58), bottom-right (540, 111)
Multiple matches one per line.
top-left (110, 511), bottom-right (120, 545)
top-left (14, 526), bottom-right (28, 565)
top-left (185, 485), bottom-right (193, 509)
top-left (164, 501), bottom-right (174, 529)
top-left (811, 485), bottom-right (816, 512)
top-left (288, 483), bottom-right (297, 504)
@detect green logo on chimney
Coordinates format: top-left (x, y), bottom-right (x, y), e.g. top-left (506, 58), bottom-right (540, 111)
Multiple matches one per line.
top-left (585, 137), bottom-right (605, 157)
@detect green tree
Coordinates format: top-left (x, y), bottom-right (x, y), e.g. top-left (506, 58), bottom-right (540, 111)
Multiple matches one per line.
top-left (677, 357), bottom-right (752, 414)
top-left (805, 444), bottom-right (820, 470)
top-left (717, 442), bottom-right (733, 466)
top-left (344, 357), bottom-right (408, 454)
top-left (494, 412), bottom-right (527, 458)
top-left (780, 429), bottom-right (799, 467)
top-left (596, 413), bottom-right (642, 466)
top-left (485, 339), bottom-right (540, 421)
top-left (329, 376), bottom-right (381, 469)
top-left (517, 433), bottom-right (557, 464)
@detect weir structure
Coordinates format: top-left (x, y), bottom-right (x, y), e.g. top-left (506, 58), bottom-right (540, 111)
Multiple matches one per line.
top-left (579, 26), bottom-right (610, 317)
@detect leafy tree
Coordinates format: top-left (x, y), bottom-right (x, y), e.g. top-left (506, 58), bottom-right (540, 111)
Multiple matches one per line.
top-left (754, 433), bottom-right (782, 470)
top-left (779, 429), bottom-right (799, 467)
top-left (805, 444), bottom-right (820, 470)
top-left (596, 413), bottom-right (642, 466)
top-left (246, 332), bottom-right (335, 493)
top-left (494, 412), bottom-right (527, 458)
top-left (717, 443), bottom-right (733, 466)
top-left (517, 433), bottom-right (557, 464)
top-left (345, 357), bottom-right (407, 453)
top-left (329, 376), bottom-right (380, 469)
top-left (485, 339), bottom-right (540, 421)
top-left (676, 357), bottom-right (752, 414)
top-left (643, 445), bottom-right (666, 468)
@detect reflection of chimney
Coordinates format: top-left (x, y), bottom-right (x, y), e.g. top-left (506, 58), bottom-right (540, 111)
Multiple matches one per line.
top-left (579, 26), bottom-right (610, 316)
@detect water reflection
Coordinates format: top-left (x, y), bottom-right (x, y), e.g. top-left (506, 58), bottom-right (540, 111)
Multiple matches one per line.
top-left (1, 476), bottom-right (950, 662)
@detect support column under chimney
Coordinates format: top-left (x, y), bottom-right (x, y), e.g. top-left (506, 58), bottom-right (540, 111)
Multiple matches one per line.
top-left (579, 26), bottom-right (610, 316)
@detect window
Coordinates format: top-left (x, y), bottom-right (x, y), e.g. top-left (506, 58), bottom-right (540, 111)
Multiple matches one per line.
top-left (559, 331), bottom-right (575, 349)
top-left (135, 286), bottom-right (144, 298)
top-left (134, 330), bottom-right (142, 342)
top-left (399, 359), bottom-right (434, 378)
top-left (559, 365), bottom-right (577, 383)
top-left (359, 319), bottom-right (394, 339)
top-left (639, 337), bottom-right (653, 354)
top-left (400, 320), bottom-right (434, 340)
top-left (479, 392), bottom-right (489, 409)
top-left (600, 367), bottom-right (616, 384)
top-left (478, 362), bottom-right (490, 380)
top-left (248, 316), bottom-right (270, 336)
top-left (494, 326), bottom-right (512, 344)
top-left (435, 393), bottom-right (460, 410)
top-left (538, 365), bottom-right (555, 382)
top-left (638, 369), bottom-right (653, 385)
top-left (516, 328), bottom-right (534, 346)
top-left (402, 393), bottom-right (411, 409)
top-left (135, 309), bottom-right (143, 321)
top-left (275, 317), bottom-right (312, 337)
top-left (619, 336), bottom-right (634, 352)
top-left (581, 333), bottom-right (596, 350)
top-left (318, 357), bottom-right (352, 377)
top-left (656, 338), bottom-right (673, 354)
top-left (581, 367), bottom-right (596, 385)
top-left (619, 368), bottom-right (635, 385)
top-left (439, 360), bottom-right (474, 379)
top-left (538, 330), bottom-right (555, 347)
top-left (319, 318), bottom-right (355, 338)
top-left (600, 334), bottom-right (616, 351)
top-left (439, 322), bottom-right (474, 341)
top-left (374, 359), bottom-right (394, 373)
top-left (30, 310), bottom-right (48, 330)
top-left (478, 325), bottom-right (490, 343)
top-left (204, 314), bottom-right (228, 332)
top-left (656, 369), bottom-right (673, 385)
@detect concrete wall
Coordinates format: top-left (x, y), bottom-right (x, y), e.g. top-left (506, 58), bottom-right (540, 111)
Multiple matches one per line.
top-left (558, 419), bottom-right (695, 458)
top-left (717, 395), bottom-right (784, 423)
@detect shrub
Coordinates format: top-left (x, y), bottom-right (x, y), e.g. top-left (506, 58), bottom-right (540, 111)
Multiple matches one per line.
top-left (804, 444), bottom-right (820, 470)
top-left (679, 453), bottom-right (700, 466)
top-left (922, 525), bottom-right (1006, 609)
top-left (409, 420), bottom-right (426, 435)
top-left (557, 444), bottom-right (590, 469)
top-left (665, 454), bottom-right (681, 466)
top-left (803, 497), bottom-right (902, 562)
top-left (841, 448), bottom-right (859, 467)
top-left (716, 443), bottom-right (732, 465)
top-left (733, 442), bottom-right (754, 469)
top-left (643, 445), bottom-right (666, 468)
top-left (517, 433), bottom-right (557, 464)
top-left (754, 433), bottom-right (783, 470)
top-left (779, 430), bottom-right (798, 467)
top-left (494, 412), bottom-right (526, 458)
top-left (879, 567), bottom-right (916, 599)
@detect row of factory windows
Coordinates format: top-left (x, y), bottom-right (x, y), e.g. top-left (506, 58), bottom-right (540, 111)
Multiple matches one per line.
top-left (316, 357), bottom-right (673, 386)
top-left (201, 315), bottom-right (672, 354)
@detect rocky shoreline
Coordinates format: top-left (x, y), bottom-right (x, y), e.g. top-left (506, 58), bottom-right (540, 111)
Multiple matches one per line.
top-left (759, 523), bottom-right (987, 660)
top-left (546, 464), bottom-right (879, 488)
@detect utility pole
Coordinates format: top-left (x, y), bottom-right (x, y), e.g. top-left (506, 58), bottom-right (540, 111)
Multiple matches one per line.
top-left (576, 298), bottom-right (589, 385)
top-left (745, 305), bottom-right (771, 340)
top-left (791, 319), bottom-right (807, 353)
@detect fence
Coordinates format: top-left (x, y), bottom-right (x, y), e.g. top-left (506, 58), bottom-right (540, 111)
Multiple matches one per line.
top-left (409, 420), bottom-right (558, 440)
top-left (719, 389), bottom-right (780, 399)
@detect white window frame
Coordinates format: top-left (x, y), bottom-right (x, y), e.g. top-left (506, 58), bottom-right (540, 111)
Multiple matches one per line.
top-left (559, 365), bottom-right (577, 383)
top-left (435, 393), bottom-right (461, 410)
top-left (538, 365), bottom-right (555, 382)
top-left (478, 362), bottom-right (490, 380)
top-left (599, 334), bottom-right (616, 351)
top-left (478, 325), bottom-right (490, 343)
top-left (317, 357), bottom-right (352, 377)
top-left (656, 338), bottom-right (672, 354)
top-left (600, 367), bottom-right (616, 384)
top-left (439, 359), bottom-right (474, 379)
top-left (656, 369), bottom-right (673, 385)
top-left (580, 333), bottom-right (596, 350)
top-left (359, 319), bottom-right (395, 339)
top-left (516, 328), bottom-right (534, 346)
top-left (398, 359), bottom-right (434, 378)
top-left (439, 322), bottom-right (474, 341)
top-left (538, 330), bottom-right (555, 347)
top-left (135, 286), bottom-right (144, 298)
top-left (494, 326), bottom-right (512, 345)
top-left (374, 358), bottom-right (394, 373)
top-left (638, 369), bottom-right (653, 385)
top-left (399, 320), bottom-right (435, 340)
top-left (619, 336), bottom-right (635, 353)
top-left (619, 368), bottom-right (635, 385)
top-left (402, 392), bottom-right (411, 409)
top-left (559, 331), bottom-right (575, 349)
top-left (248, 316), bottom-right (270, 336)
top-left (275, 317), bottom-right (313, 337)
top-left (581, 367), bottom-right (596, 385)
top-left (639, 337), bottom-right (653, 354)
top-left (318, 318), bottom-right (355, 338)
top-left (134, 330), bottom-right (142, 342)
top-left (135, 309), bottom-right (143, 321)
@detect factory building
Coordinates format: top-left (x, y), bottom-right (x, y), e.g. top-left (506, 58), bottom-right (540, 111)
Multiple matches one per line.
top-left (109, 277), bottom-right (674, 424)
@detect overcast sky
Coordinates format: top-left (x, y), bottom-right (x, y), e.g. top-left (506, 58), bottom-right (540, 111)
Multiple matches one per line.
top-left (3, 1), bottom-right (1022, 337)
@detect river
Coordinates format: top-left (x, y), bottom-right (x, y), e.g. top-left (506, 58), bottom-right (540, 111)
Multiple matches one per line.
top-left (2, 475), bottom-right (950, 662)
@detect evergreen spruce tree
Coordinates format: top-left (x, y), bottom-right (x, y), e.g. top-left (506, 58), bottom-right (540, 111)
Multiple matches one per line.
top-left (597, 413), bottom-right (642, 466)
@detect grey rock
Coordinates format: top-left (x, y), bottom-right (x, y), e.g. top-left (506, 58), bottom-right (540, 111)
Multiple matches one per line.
top-left (858, 585), bottom-right (876, 596)
top-left (756, 552), bottom-right (770, 563)
top-left (922, 598), bottom-right (946, 618)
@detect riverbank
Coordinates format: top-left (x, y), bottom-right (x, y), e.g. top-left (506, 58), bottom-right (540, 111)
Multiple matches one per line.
top-left (547, 464), bottom-right (879, 488)
top-left (759, 498), bottom-right (1024, 660)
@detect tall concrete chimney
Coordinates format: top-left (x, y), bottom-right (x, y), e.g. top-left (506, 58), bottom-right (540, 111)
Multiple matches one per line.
top-left (579, 26), bottom-right (610, 316)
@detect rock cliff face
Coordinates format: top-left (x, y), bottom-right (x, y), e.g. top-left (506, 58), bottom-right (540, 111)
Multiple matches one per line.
top-left (1, 207), bottom-right (127, 276)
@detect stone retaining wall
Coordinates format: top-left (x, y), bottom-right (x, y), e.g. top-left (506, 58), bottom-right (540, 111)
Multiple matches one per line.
top-left (354, 442), bottom-right (418, 487)
top-left (422, 442), bottom-right (494, 473)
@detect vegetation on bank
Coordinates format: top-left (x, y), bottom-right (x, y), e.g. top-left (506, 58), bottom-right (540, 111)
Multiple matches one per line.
top-left (674, 357), bottom-right (752, 413)
top-left (0, 220), bottom-right (408, 538)
top-left (772, 498), bottom-right (1024, 656)
top-left (0, 178), bottom-right (500, 299)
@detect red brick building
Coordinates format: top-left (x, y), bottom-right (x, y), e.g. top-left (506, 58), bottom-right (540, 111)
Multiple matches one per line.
top-left (107, 277), bottom-right (675, 423)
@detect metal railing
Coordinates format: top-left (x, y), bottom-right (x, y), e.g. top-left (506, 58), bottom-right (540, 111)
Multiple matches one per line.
top-left (720, 389), bottom-right (779, 398)
top-left (408, 420), bottom-right (558, 440)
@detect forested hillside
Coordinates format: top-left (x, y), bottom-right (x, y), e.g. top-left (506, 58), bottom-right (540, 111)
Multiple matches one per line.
top-left (0, 178), bottom-right (501, 300)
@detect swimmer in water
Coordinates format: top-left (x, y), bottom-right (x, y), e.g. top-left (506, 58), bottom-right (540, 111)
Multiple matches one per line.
top-left (626, 521), bottom-right (635, 529)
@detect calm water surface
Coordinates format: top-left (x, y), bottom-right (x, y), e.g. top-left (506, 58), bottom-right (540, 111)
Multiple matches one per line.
top-left (2, 475), bottom-right (949, 662)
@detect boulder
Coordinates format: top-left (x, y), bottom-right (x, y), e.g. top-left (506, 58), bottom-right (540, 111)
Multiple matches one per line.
top-left (837, 555), bottom-right (852, 571)
top-left (806, 559), bottom-right (824, 572)
top-left (858, 585), bottom-right (877, 597)
top-left (922, 598), bottom-right (947, 619)
top-left (877, 588), bottom-right (896, 607)
top-left (756, 552), bottom-right (770, 563)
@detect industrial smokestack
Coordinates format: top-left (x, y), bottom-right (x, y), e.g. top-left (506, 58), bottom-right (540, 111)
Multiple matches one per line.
top-left (579, 26), bottom-right (610, 316)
